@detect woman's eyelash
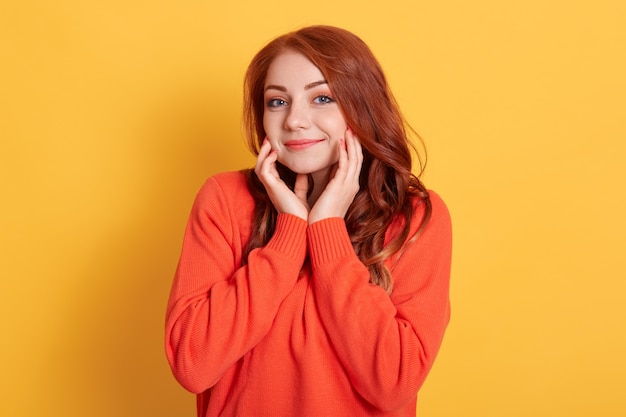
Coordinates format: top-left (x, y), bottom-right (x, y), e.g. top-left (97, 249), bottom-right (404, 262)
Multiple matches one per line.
top-left (267, 98), bottom-right (288, 107)
top-left (313, 95), bottom-right (335, 104)
top-left (266, 94), bottom-right (335, 107)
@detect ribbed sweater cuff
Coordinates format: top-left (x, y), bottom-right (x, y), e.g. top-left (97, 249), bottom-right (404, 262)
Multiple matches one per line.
top-left (307, 217), bottom-right (355, 267)
top-left (265, 213), bottom-right (308, 260)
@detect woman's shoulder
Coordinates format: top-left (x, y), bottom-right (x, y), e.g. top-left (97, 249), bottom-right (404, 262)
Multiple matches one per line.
top-left (194, 170), bottom-right (254, 209)
top-left (198, 169), bottom-right (250, 191)
top-left (416, 189), bottom-right (452, 243)
top-left (207, 170), bottom-right (249, 188)
top-left (395, 189), bottom-right (451, 240)
top-left (425, 190), bottom-right (450, 222)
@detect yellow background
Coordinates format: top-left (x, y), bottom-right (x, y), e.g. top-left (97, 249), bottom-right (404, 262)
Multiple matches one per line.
top-left (1, 1), bottom-right (625, 416)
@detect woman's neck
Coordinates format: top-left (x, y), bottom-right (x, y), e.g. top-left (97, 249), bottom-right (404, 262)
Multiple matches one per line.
top-left (307, 167), bottom-right (332, 207)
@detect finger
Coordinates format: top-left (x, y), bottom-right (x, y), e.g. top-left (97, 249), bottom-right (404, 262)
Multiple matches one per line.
top-left (261, 150), bottom-right (279, 179)
top-left (348, 128), bottom-right (363, 161)
top-left (256, 148), bottom-right (279, 183)
top-left (255, 138), bottom-right (272, 173)
top-left (352, 131), bottom-right (363, 177)
top-left (344, 128), bottom-right (361, 181)
top-left (333, 137), bottom-right (348, 181)
top-left (293, 173), bottom-right (309, 204)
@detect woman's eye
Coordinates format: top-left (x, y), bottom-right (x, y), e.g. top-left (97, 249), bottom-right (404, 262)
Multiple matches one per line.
top-left (313, 95), bottom-right (335, 104)
top-left (267, 98), bottom-right (287, 108)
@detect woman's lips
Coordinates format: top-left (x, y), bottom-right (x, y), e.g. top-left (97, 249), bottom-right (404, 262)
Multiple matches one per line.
top-left (284, 139), bottom-right (324, 150)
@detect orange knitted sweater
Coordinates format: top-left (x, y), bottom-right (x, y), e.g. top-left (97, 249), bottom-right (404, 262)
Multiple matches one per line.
top-left (165, 171), bottom-right (452, 417)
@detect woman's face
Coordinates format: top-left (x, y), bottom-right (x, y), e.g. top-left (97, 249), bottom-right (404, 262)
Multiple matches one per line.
top-left (263, 50), bottom-right (347, 178)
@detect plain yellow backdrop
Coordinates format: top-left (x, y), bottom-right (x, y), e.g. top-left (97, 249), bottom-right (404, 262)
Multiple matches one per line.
top-left (1, 1), bottom-right (625, 416)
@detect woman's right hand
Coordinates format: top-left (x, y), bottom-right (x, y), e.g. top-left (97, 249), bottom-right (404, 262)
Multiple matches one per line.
top-left (255, 138), bottom-right (310, 221)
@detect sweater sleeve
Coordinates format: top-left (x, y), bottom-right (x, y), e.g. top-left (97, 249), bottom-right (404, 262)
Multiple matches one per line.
top-left (165, 175), bottom-right (307, 394)
top-left (307, 191), bottom-right (452, 412)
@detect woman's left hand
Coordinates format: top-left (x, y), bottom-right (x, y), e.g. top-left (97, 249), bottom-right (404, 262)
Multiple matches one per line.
top-left (308, 128), bottom-right (363, 224)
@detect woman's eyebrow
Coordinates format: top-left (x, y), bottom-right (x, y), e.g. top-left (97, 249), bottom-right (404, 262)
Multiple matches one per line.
top-left (264, 84), bottom-right (286, 92)
top-left (264, 80), bottom-right (328, 92)
top-left (304, 80), bottom-right (327, 90)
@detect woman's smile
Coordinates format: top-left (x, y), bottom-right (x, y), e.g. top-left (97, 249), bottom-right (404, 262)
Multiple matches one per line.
top-left (283, 138), bottom-right (326, 150)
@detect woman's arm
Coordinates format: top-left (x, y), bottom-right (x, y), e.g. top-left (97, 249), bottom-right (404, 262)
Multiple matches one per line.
top-left (165, 175), bottom-right (307, 394)
top-left (308, 192), bottom-right (452, 411)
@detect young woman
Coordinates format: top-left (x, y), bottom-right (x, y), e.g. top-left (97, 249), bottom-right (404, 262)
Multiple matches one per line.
top-left (165, 25), bottom-right (452, 417)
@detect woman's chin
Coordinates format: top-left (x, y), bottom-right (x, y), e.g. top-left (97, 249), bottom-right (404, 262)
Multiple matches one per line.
top-left (278, 161), bottom-right (316, 175)
top-left (283, 166), bottom-right (326, 177)
top-left (278, 159), bottom-right (337, 177)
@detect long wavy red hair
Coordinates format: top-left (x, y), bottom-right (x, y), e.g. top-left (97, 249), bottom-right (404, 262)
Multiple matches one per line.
top-left (242, 25), bottom-right (431, 293)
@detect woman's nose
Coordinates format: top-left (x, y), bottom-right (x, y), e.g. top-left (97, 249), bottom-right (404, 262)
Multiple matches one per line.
top-left (284, 102), bottom-right (311, 131)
